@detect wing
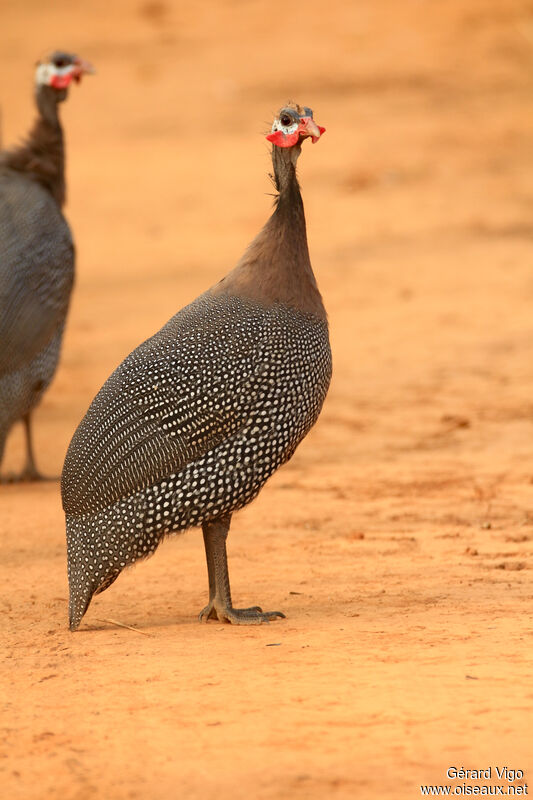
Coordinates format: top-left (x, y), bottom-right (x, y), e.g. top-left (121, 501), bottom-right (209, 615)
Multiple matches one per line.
top-left (0, 172), bottom-right (74, 376)
top-left (61, 294), bottom-right (271, 516)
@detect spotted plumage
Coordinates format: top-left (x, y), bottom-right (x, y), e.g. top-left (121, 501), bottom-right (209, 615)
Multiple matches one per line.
top-left (63, 103), bottom-right (331, 630)
top-left (0, 176), bottom-right (74, 467)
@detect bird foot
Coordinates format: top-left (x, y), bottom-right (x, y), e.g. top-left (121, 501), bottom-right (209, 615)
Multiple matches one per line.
top-left (198, 601), bottom-right (286, 625)
top-left (0, 467), bottom-right (58, 484)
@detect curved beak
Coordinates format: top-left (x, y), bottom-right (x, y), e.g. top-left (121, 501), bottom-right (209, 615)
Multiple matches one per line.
top-left (72, 57), bottom-right (95, 82)
top-left (300, 116), bottom-right (326, 144)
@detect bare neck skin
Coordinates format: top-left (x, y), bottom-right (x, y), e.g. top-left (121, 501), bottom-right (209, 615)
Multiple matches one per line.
top-left (2, 84), bottom-right (66, 207)
top-left (212, 142), bottom-right (326, 319)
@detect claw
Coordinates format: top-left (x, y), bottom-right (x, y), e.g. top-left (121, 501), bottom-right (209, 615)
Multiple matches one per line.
top-left (198, 602), bottom-right (286, 625)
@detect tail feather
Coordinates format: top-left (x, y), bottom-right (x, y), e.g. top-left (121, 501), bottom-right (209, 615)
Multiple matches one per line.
top-left (66, 510), bottom-right (131, 630)
top-left (68, 583), bottom-right (93, 631)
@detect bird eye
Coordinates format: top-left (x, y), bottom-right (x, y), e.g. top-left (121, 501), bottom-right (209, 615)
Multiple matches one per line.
top-left (280, 113), bottom-right (292, 127)
top-left (54, 58), bottom-right (67, 68)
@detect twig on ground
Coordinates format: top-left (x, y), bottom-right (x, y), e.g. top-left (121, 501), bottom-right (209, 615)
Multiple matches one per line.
top-left (95, 618), bottom-right (152, 636)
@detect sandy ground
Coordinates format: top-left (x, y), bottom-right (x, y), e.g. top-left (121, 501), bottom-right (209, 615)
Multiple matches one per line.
top-left (1, 0), bottom-right (532, 797)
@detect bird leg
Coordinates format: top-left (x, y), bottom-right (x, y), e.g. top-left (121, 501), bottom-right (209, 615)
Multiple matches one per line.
top-left (17, 413), bottom-right (55, 482)
top-left (0, 415), bottom-right (53, 483)
top-left (199, 514), bottom-right (286, 625)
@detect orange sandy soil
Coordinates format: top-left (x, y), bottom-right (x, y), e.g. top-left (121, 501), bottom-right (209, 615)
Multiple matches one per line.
top-left (1, 1), bottom-right (532, 798)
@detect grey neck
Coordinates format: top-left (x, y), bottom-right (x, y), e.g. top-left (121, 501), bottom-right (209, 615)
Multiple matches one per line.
top-left (35, 84), bottom-right (62, 128)
top-left (269, 143), bottom-right (310, 267)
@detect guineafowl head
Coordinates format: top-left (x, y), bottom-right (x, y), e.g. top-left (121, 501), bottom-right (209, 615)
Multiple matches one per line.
top-left (35, 51), bottom-right (94, 104)
top-left (267, 103), bottom-right (325, 149)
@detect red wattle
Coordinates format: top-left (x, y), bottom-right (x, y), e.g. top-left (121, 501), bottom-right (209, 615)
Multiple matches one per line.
top-left (266, 130), bottom-right (300, 148)
top-left (50, 73), bottom-right (73, 90)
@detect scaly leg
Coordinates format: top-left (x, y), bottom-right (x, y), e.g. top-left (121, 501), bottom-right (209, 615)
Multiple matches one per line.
top-left (0, 416), bottom-right (51, 483)
top-left (198, 514), bottom-right (286, 625)
top-left (16, 413), bottom-right (54, 482)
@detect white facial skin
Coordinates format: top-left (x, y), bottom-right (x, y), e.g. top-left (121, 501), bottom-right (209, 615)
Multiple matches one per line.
top-left (35, 61), bottom-right (75, 87)
top-left (271, 116), bottom-right (299, 136)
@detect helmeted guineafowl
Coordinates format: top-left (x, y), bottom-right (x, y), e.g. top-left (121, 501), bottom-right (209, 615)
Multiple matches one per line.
top-left (62, 103), bottom-right (331, 630)
top-left (0, 50), bottom-right (93, 481)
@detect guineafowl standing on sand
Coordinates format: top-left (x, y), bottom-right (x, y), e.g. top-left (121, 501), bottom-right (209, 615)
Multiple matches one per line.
top-left (0, 51), bottom-right (93, 481)
top-left (62, 103), bottom-right (330, 630)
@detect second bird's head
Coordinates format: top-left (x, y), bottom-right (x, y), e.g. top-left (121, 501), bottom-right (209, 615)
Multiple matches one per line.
top-left (35, 50), bottom-right (94, 103)
top-left (267, 103), bottom-right (325, 151)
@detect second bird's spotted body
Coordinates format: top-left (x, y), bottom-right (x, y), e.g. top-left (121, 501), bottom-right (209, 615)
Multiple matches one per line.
top-left (0, 178), bottom-right (73, 453)
top-left (64, 292), bottom-right (331, 628)
top-left (0, 51), bottom-right (92, 479)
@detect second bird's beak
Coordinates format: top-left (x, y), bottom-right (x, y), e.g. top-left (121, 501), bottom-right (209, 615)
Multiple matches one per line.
top-left (73, 57), bottom-right (96, 82)
top-left (300, 117), bottom-right (326, 143)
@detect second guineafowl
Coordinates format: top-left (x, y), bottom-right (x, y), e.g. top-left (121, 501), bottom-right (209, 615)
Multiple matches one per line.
top-left (62, 103), bottom-right (330, 630)
top-left (0, 51), bottom-right (93, 480)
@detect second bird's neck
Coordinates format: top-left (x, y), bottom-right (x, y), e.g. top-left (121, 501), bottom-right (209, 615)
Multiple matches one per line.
top-left (2, 85), bottom-right (66, 207)
top-left (213, 144), bottom-right (325, 319)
